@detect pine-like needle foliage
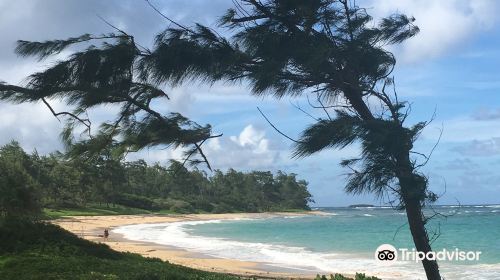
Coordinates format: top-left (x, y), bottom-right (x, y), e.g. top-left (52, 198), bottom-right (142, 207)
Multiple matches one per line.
top-left (0, 33), bottom-right (217, 168)
top-left (0, 1), bottom-right (442, 277)
top-left (128, 0), bottom-right (432, 206)
top-left (129, 1), bottom-right (441, 277)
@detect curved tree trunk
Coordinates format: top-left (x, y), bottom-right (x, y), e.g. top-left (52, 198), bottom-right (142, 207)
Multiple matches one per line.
top-left (403, 197), bottom-right (442, 280)
top-left (344, 76), bottom-right (443, 279)
top-left (397, 152), bottom-right (442, 280)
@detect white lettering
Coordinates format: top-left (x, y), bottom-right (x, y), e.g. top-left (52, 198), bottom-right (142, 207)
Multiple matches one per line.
top-left (376, 245), bottom-right (481, 263)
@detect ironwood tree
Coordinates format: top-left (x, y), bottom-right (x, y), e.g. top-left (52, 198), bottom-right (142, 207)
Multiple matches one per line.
top-left (0, 0), bottom-right (442, 278)
top-left (0, 32), bottom-right (220, 169)
top-left (128, 0), bottom-right (440, 278)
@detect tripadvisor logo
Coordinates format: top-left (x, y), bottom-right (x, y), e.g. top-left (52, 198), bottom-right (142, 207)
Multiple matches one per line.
top-left (375, 244), bottom-right (481, 264)
top-left (375, 244), bottom-right (398, 263)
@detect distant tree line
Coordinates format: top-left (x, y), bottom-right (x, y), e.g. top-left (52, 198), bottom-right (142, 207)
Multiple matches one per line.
top-left (0, 141), bottom-right (313, 217)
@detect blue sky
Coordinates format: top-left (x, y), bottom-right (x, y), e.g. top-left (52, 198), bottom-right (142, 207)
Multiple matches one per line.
top-left (1, 0), bottom-right (499, 206)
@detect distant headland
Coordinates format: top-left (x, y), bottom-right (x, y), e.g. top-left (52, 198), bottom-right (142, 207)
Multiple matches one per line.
top-left (348, 204), bottom-right (375, 208)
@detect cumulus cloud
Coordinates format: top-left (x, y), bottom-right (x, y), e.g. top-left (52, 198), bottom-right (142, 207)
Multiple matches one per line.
top-left (204, 124), bottom-right (283, 170)
top-left (452, 137), bottom-right (500, 157)
top-left (126, 146), bottom-right (187, 164)
top-left (124, 124), bottom-right (287, 170)
top-left (367, 0), bottom-right (499, 62)
top-left (0, 103), bottom-right (63, 153)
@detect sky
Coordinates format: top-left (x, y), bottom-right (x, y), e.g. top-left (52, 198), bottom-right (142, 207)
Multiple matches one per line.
top-left (1, 0), bottom-right (500, 207)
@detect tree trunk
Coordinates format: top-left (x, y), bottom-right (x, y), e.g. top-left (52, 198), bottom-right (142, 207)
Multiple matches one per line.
top-left (345, 86), bottom-right (442, 279)
top-left (397, 152), bottom-right (442, 280)
top-left (403, 197), bottom-right (442, 280)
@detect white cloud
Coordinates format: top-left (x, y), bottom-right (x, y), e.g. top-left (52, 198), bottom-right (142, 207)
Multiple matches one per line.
top-left (126, 146), bottom-right (187, 164)
top-left (124, 124), bottom-right (285, 169)
top-left (124, 124), bottom-right (283, 169)
top-left (422, 116), bottom-right (500, 143)
top-left (231, 125), bottom-right (265, 147)
top-left (205, 124), bottom-right (282, 170)
top-left (452, 138), bottom-right (500, 157)
top-left (368, 0), bottom-right (499, 62)
top-left (0, 102), bottom-right (63, 153)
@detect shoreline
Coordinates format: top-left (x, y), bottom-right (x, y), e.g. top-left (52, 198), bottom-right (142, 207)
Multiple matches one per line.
top-left (52, 212), bottom-right (333, 279)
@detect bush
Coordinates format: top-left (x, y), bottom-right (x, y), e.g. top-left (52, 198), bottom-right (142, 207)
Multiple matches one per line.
top-left (113, 193), bottom-right (160, 211)
top-left (191, 198), bottom-right (214, 212)
top-left (168, 200), bottom-right (194, 213)
top-left (0, 220), bottom-right (239, 280)
top-left (0, 148), bottom-right (41, 219)
top-left (212, 203), bottom-right (235, 214)
top-left (315, 273), bottom-right (381, 280)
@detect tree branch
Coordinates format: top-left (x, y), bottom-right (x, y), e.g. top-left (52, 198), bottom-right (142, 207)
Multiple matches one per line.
top-left (257, 107), bottom-right (303, 143)
top-left (41, 98), bottom-right (92, 137)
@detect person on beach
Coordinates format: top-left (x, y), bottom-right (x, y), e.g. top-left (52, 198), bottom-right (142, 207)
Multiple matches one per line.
top-left (104, 228), bottom-right (109, 240)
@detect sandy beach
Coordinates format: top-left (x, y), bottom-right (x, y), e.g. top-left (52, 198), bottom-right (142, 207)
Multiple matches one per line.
top-left (52, 212), bottom-right (331, 279)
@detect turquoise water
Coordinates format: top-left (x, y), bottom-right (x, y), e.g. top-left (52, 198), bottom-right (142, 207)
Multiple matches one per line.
top-left (115, 205), bottom-right (500, 279)
top-left (188, 206), bottom-right (500, 264)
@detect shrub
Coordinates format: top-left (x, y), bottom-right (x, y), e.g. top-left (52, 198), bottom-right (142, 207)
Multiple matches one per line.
top-left (314, 273), bottom-right (381, 280)
top-left (113, 193), bottom-right (160, 211)
top-left (211, 203), bottom-right (235, 214)
top-left (0, 145), bottom-right (41, 219)
top-left (168, 200), bottom-right (194, 213)
top-left (191, 198), bottom-right (214, 212)
top-left (0, 220), bottom-right (239, 280)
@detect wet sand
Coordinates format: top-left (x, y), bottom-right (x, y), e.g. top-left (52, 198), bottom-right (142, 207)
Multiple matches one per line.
top-left (52, 212), bottom-right (334, 279)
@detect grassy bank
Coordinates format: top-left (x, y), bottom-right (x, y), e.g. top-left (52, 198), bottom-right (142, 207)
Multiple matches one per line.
top-left (0, 219), bottom-right (380, 280)
top-left (42, 204), bottom-right (312, 220)
top-left (43, 205), bottom-right (157, 219)
top-left (0, 219), bottom-right (239, 280)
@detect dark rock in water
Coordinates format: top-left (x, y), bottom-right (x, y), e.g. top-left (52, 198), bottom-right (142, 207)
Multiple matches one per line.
top-left (348, 204), bottom-right (375, 208)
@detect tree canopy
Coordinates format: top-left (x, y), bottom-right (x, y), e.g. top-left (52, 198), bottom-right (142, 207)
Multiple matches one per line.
top-left (0, 32), bottom-right (219, 169)
top-left (0, 1), bottom-right (444, 278)
top-left (0, 141), bottom-right (312, 214)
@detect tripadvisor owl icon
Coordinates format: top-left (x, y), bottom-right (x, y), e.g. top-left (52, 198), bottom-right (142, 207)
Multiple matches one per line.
top-left (375, 244), bottom-right (398, 263)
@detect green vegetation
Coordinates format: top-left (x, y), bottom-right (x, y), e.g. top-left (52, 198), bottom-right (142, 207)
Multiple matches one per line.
top-left (42, 204), bottom-right (152, 219)
top-left (0, 0), bottom-right (443, 278)
top-left (0, 219), bottom-right (239, 280)
top-left (315, 274), bottom-right (381, 280)
top-left (0, 141), bottom-right (313, 218)
top-left (0, 220), bottom-right (380, 280)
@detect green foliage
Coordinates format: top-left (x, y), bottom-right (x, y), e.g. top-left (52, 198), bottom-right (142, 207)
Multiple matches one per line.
top-left (0, 220), bottom-right (240, 279)
top-left (293, 112), bottom-right (361, 157)
top-left (0, 141), bottom-right (41, 219)
top-left (0, 142), bottom-right (312, 217)
top-left (353, 273), bottom-right (381, 280)
top-left (43, 205), bottom-right (151, 219)
top-left (136, 1), bottom-right (418, 100)
top-left (1, 31), bottom-right (217, 170)
top-left (314, 273), bottom-right (381, 280)
top-left (0, 220), bottom-right (371, 280)
top-left (97, 0), bottom-right (431, 208)
top-left (113, 193), bottom-right (160, 211)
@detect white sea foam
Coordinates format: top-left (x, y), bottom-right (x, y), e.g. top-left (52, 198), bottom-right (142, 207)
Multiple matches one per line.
top-left (319, 212), bottom-right (338, 216)
top-left (114, 219), bottom-right (500, 280)
top-left (283, 215), bottom-right (305, 219)
top-left (472, 205), bottom-right (500, 208)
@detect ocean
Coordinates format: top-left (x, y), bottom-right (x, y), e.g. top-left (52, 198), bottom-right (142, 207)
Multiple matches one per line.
top-left (114, 205), bottom-right (500, 279)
